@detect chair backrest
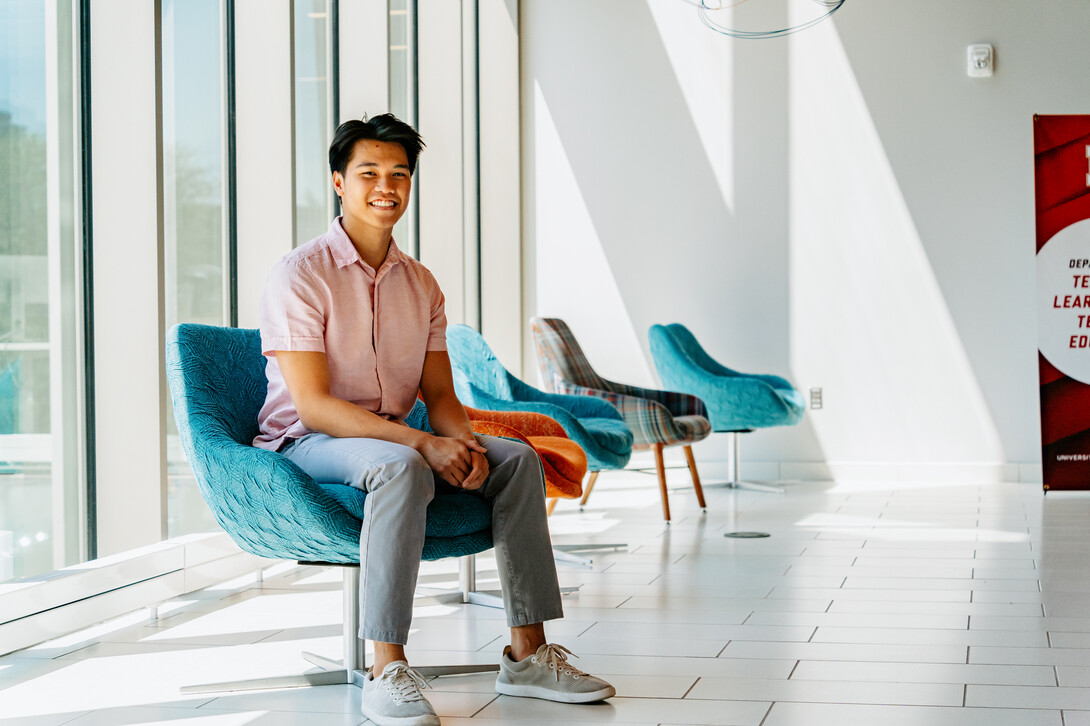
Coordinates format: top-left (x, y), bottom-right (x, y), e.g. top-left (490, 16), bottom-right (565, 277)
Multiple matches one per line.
top-left (168, 325), bottom-right (267, 448)
top-left (529, 317), bottom-right (607, 392)
top-left (649, 323), bottom-right (735, 392)
top-left (166, 324), bottom-right (362, 561)
top-left (446, 324), bottom-right (515, 402)
top-left (661, 323), bottom-right (739, 379)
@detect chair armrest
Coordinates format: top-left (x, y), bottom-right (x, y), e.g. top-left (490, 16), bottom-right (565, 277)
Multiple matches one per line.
top-left (555, 381), bottom-right (691, 446)
top-left (598, 377), bottom-right (708, 419)
top-left (460, 385), bottom-right (596, 436)
top-left (750, 373), bottom-right (795, 391)
top-left (509, 376), bottom-right (624, 421)
top-left (676, 375), bottom-right (804, 429)
top-left (464, 406), bottom-right (569, 439)
top-left (692, 356), bottom-right (794, 392)
top-left (468, 419), bottom-right (533, 446)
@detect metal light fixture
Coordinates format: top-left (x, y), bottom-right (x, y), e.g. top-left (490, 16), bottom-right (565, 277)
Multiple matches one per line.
top-left (678, 0), bottom-right (846, 39)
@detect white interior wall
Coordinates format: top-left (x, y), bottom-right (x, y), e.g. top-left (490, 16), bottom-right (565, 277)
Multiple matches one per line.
top-left (521, 0), bottom-right (1090, 478)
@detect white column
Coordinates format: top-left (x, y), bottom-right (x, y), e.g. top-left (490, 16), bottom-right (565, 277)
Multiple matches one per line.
top-left (479, 0), bottom-right (520, 369)
top-left (417, 0), bottom-right (466, 321)
top-left (90, 0), bottom-right (168, 556)
top-left (461, 0), bottom-right (480, 331)
top-left (235, 0), bottom-right (296, 329)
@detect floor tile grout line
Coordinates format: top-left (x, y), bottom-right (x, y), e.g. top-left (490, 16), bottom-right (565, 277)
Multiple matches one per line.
top-left (786, 660), bottom-right (800, 679)
top-left (469, 693), bottom-right (500, 719)
top-left (680, 675), bottom-right (701, 699)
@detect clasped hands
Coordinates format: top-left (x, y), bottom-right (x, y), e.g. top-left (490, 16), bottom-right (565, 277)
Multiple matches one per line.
top-left (420, 435), bottom-right (489, 490)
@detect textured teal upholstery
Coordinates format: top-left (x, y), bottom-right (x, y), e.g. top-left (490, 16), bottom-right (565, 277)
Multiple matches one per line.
top-left (165, 323), bottom-right (492, 564)
top-left (648, 323), bottom-right (805, 433)
top-left (446, 324), bottom-right (633, 472)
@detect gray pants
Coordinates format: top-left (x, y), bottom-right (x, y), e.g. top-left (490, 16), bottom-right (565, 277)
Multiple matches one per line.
top-left (282, 433), bottom-right (564, 644)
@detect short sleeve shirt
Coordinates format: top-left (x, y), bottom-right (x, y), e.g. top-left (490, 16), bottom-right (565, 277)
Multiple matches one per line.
top-left (253, 218), bottom-right (447, 451)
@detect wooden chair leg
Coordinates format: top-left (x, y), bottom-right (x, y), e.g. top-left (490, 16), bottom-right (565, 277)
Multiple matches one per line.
top-left (579, 470), bottom-right (600, 507)
top-left (683, 445), bottom-right (706, 509)
top-left (654, 443), bottom-right (671, 522)
top-left (546, 498), bottom-right (559, 516)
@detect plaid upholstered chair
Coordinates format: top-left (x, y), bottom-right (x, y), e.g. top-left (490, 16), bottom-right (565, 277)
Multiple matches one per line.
top-left (530, 317), bottom-right (711, 522)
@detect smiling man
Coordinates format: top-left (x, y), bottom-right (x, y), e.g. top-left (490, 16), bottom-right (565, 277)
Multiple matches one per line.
top-left (253, 114), bottom-right (615, 726)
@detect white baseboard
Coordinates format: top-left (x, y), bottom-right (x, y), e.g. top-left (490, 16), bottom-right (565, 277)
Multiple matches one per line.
top-left (643, 457), bottom-right (1044, 485)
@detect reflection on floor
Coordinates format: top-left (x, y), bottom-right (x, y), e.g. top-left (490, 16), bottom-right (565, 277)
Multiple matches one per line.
top-left (1, 470), bottom-right (1088, 726)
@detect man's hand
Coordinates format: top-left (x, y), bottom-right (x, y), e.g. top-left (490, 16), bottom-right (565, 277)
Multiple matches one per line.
top-left (420, 435), bottom-right (488, 488)
top-left (460, 449), bottom-right (490, 491)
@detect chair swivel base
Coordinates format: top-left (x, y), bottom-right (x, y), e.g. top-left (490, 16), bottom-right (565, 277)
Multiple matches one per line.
top-left (181, 661), bottom-right (501, 695)
top-left (552, 543), bottom-right (626, 568)
top-left (709, 431), bottom-right (790, 495)
top-left (181, 668), bottom-right (365, 695)
top-left (181, 560), bottom-right (501, 695)
top-left (713, 479), bottom-right (787, 494)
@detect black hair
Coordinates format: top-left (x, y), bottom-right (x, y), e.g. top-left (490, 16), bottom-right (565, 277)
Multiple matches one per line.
top-left (328, 113), bottom-right (425, 176)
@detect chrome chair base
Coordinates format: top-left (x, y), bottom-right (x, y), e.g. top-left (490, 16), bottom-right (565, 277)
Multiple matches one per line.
top-left (181, 558), bottom-right (501, 695)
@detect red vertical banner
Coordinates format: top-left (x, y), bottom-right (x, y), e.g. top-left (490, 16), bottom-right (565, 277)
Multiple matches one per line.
top-left (1036, 115), bottom-right (1090, 491)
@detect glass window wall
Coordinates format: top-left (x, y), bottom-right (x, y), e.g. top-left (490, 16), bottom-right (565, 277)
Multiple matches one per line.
top-left (0, 0), bottom-right (81, 582)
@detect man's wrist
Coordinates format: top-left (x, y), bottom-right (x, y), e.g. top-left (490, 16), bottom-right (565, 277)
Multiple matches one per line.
top-left (408, 429), bottom-right (432, 452)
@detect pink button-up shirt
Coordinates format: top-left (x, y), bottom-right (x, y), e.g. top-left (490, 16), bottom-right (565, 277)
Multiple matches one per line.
top-left (253, 218), bottom-right (447, 451)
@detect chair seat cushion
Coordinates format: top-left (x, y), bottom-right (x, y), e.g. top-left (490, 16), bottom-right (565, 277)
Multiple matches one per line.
top-left (581, 417), bottom-right (635, 457)
top-left (315, 482), bottom-right (492, 538)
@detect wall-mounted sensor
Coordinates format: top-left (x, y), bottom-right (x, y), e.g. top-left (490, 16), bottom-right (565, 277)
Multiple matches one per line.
top-left (967, 44), bottom-right (994, 77)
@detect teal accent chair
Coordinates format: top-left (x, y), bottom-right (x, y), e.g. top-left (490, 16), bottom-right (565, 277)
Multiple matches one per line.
top-left (648, 323), bottom-right (805, 493)
top-left (446, 324), bottom-right (634, 475)
top-left (165, 323), bottom-right (499, 693)
top-left (447, 324), bottom-right (632, 560)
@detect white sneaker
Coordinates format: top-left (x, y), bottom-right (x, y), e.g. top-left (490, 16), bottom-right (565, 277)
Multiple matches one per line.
top-left (495, 643), bottom-right (616, 703)
top-left (360, 660), bottom-right (439, 726)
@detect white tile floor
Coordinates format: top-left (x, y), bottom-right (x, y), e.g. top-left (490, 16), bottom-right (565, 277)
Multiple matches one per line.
top-left (2, 471), bottom-right (1090, 725)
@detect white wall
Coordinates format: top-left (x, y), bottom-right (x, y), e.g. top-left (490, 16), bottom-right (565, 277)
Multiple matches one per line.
top-left (521, 0), bottom-right (1090, 479)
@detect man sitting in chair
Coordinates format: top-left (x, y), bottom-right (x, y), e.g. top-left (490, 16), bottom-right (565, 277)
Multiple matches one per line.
top-left (253, 113), bottom-right (615, 726)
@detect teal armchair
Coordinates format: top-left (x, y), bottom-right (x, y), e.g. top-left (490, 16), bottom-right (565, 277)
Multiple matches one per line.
top-left (648, 323), bottom-right (804, 492)
top-left (165, 323), bottom-right (498, 693)
top-left (446, 324), bottom-right (633, 475)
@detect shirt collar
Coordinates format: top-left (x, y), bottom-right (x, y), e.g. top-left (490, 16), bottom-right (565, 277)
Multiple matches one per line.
top-left (327, 217), bottom-right (406, 274)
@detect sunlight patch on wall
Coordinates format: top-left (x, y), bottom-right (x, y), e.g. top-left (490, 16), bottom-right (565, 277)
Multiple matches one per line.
top-left (646, 0), bottom-right (735, 212)
top-left (788, 22), bottom-right (1004, 465)
top-left (531, 81), bottom-right (655, 387)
